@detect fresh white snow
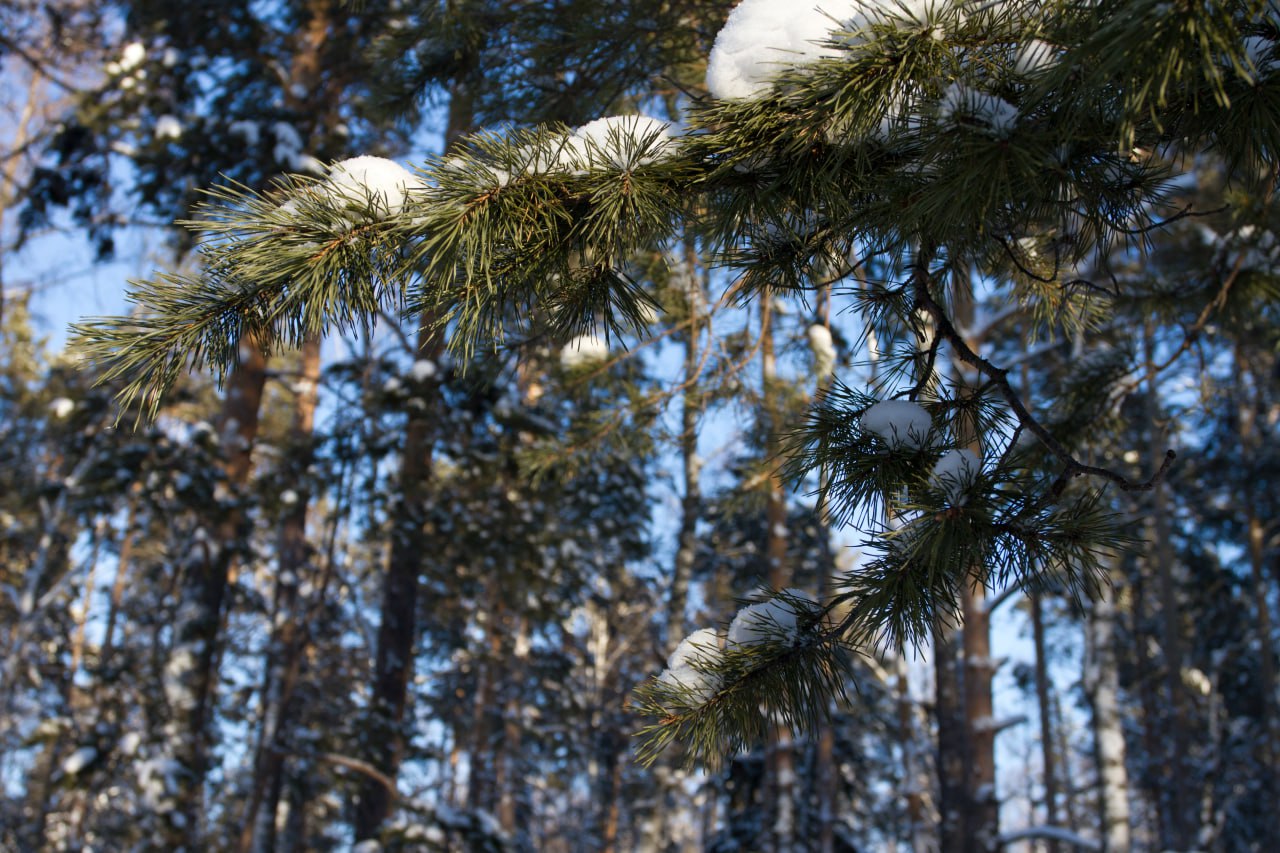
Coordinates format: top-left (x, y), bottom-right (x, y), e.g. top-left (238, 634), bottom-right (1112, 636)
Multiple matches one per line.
top-left (325, 156), bottom-right (426, 219)
top-left (727, 589), bottom-right (816, 647)
top-left (860, 399), bottom-right (931, 449)
top-left (930, 448), bottom-right (980, 502)
top-left (155, 115), bottom-right (183, 141)
top-left (706, 0), bottom-right (952, 100)
top-left (559, 115), bottom-right (675, 171)
top-left (559, 334), bottom-right (610, 370)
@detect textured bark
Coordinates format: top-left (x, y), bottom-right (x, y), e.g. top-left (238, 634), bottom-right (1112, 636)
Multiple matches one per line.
top-left (961, 585), bottom-right (998, 853)
top-left (668, 242), bottom-right (703, 637)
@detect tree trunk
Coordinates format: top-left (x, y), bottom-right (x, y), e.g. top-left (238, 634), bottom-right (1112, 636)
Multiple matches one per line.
top-left (1143, 322), bottom-right (1195, 846)
top-left (934, 618), bottom-right (966, 853)
top-left (352, 85), bottom-right (474, 840)
top-left (240, 334), bottom-right (322, 853)
top-left (761, 300), bottom-right (796, 851)
top-left (1030, 591), bottom-right (1060, 851)
top-left (1084, 566), bottom-right (1131, 852)
top-left (166, 335), bottom-right (267, 843)
top-left (668, 241), bottom-right (703, 638)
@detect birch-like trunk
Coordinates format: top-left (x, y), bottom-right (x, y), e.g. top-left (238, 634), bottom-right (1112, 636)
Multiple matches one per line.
top-left (1083, 565), bottom-right (1131, 852)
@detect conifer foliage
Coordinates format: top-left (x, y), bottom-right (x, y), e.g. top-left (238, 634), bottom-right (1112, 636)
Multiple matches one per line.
top-left (72, 0), bottom-right (1276, 794)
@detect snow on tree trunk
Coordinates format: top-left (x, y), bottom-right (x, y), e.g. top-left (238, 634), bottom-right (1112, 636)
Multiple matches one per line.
top-left (163, 333), bottom-right (266, 845)
top-left (241, 334), bottom-right (321, 853)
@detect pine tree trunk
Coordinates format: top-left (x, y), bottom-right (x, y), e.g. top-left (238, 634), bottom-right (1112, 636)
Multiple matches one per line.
top-left (240, 335), bottom-right (322, 853)
top-left (1030, 591), bottom-right (1060, 850)
top-left (954, 289), bottom-right (997, 853)
top-left (353, 86), bottom-right (473, 840)
top-left (761, 301), bottom-right (796, 852)
top-left (1084, 565), bottom-right (1131, 852)
top-left (166, 336), bottom-right (267, 843)
top-left (1143, 322), bottom-right (1195, 846)
top-left (668, 242), bottom-right (703, 637)
top-left (934, 618), bottom-right (967, 853)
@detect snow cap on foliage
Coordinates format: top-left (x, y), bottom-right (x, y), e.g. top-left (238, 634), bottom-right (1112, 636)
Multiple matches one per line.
top-left (807, 323), bottom-right (836, 378)
top-left (559, 334), bottom-right (610, 370)
top-left (409, 359), bottom-right (437, 382)
top-left (657, 628), bottom-right (724, 708)
top-left (1014, 39), bottom-right (1058, 77)
top-left (61, 746), bottom-right (97, 777)
top-left (559, 115), bottom-right (675, 171)
top-left (706, 0), bottom-right (950, 100)
top-left (930, 448), bottom-right (980, 503)
top-left (155, 115), bottom-right (183, 141)
top-left (860, 399), bottom-right (931, 449)
top-left (938, 83), bottom-right (1018, 138)
top-left (668, 628), bottom-right (722, 670)
top-left (49, 397), bottom-right (74, 419)
top-left (727, 589), bottom-right (817, 647)
top-left (326, 156), bottom-right (426, 219)
top-left (120, 42), bottom-right (146, 72)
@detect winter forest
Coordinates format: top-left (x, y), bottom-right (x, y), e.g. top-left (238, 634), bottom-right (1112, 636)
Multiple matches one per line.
top-left (3, 0), bottom-right (1280, 850)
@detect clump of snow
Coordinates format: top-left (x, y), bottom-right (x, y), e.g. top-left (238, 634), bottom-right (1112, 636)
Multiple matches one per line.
top-left (706, 0), bottom-right (951, 100)
top-left (807, 323), bottom-right (836, 378)
top-left (657, 666), bottom-right (722, 706)
top-left (271, 122), bottom-right (324, 174)
top-left (49, 397), bottom-right (75, 419)
top-left (229, 120), bottom-right (260, 146)
top-left (727, 589), bottom-right (817, 647)
top-left (120, 42), bottom-right (146, 73)
top-left (930, 448), bottom-right (980, 503)
top-left (409, 359), bottom-right (437, 382)
top-left (669, 628), bottom-right (722, 670)
top-left (860, 399), bottom-right (932, 449)
top-left (938, 83), bottom-right (1018, 138)
top-left (61, 746), bottom-right (97, 776)
top-left (559, 334), bottom-right (610, 370)
top-left (559, 115), bottom-right (675, 171)
top-left (325, 156), bottom-right (427, 219)
top-left (1014, 39), bottom-right (1058, 77)
top-left (155, 115), bottom-right (183, 141)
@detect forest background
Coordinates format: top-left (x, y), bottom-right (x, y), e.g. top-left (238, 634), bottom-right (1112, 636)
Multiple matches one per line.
top-left (2, 1), bottom-right (1279, 851)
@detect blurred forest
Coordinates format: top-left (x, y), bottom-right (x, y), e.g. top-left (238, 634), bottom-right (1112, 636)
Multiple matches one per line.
top-left (2, 1), bottom-right (1279, 851)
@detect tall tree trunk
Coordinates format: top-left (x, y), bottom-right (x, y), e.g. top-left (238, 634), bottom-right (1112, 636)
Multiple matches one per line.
top-left (934, 619), bottom-right (966, 853)
top-left (954, 288), bottom-right (997, 853)
top-left (352, 86), bottom-right (474, 841)
top-left (1143, 322), bottom-right (1195, 846)
top-left (668, 241), bottom-right (703, 638)
top-left (1030, 591), bottom-right (1060, 850)
top-left (760, 300), bottom-right (796, 851)
top-left (166, 336), bottom-right (267, 843)
top-left (240, 335), bottom-right (322, 853)
top-left (1084, 565), bottom-right (1131, 852)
